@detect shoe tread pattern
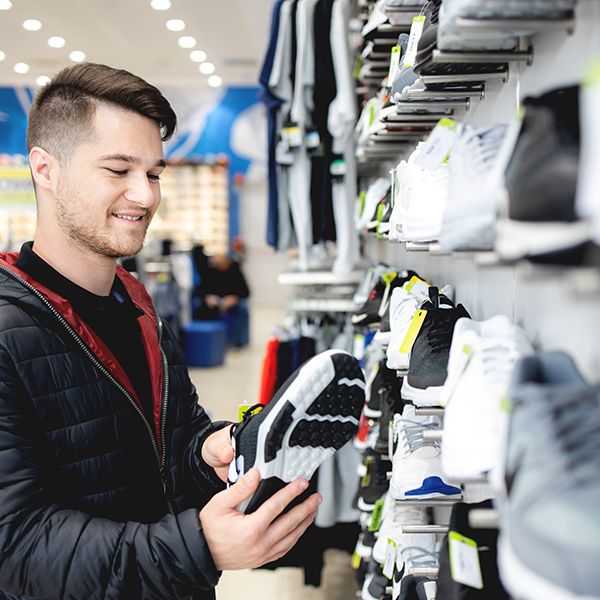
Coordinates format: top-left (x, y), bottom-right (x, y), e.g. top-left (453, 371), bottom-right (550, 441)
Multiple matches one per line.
top-left (289, 419), bottom-right (358, 450)
top-left (265, 402), bottom-right (295, 462)
top-left (306, 353), bottom-right (365, 418)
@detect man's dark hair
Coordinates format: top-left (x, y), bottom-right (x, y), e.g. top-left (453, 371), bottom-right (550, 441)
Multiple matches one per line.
top-left (26, 62), bottom-right (177, 165)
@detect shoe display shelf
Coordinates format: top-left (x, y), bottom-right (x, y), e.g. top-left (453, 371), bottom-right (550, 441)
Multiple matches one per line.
top-left (151, 161), bottom-right (230, 257)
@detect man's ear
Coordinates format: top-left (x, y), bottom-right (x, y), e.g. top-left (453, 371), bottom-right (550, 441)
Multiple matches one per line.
top-left (29, 147), bottom-right (59, 191)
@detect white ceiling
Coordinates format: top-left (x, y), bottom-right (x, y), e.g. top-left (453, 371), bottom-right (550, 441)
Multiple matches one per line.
top-left (0, 0), bottom-right (274, 89)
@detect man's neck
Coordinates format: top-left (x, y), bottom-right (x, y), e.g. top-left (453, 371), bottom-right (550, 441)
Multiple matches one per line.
top-left (32, 234), bottom-right (118, 297)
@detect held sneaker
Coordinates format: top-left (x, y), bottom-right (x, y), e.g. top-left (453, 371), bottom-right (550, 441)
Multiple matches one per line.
top-left (496, 351), bottom-right (600, 600)
top-left (401, 288), bottom-right (470, 406)
top-left (439, 315), bottom-right (533, 482)
top-left (389, 405), bottom-right (462, 500)
top-left (227, 349), bottom-right (366, 513)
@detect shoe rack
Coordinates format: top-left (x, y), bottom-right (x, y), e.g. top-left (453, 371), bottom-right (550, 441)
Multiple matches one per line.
top-left (150, 161), bottom-right (230, 257)
top-left (356, 0), bottom-right (600, 382)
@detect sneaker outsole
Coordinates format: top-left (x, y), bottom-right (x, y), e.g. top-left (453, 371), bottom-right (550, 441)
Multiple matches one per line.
top-left (229, 349), bottom-right (366, 513)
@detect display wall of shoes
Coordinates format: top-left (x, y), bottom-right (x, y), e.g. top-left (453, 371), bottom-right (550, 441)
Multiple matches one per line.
top-left (349, 2), bottom-right (600, 600)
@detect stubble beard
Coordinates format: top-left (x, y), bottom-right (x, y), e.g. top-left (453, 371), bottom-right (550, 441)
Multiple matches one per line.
top-left (55, 182), bottom-right (153, 259)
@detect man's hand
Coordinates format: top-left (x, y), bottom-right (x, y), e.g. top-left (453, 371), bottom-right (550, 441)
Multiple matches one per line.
top-left (201, 426), bottom-right (234, 482)
top-left (204, 294), bottom-right (220, 309)
top-left (199, 469), bottom-right (321, 571)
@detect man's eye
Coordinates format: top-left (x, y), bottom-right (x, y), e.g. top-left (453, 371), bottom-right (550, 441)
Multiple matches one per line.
top-left (107, 168), bottom-right (127, 175)
top-left (148, 173), bottom-right (161, 181)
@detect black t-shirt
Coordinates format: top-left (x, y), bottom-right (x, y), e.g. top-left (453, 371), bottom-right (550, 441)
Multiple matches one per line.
top-left (15, 242), bottom-right (154, 420)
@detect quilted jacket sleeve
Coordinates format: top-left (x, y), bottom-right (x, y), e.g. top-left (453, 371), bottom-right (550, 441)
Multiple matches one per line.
top-left (0, 342), bottom-right (222, 600)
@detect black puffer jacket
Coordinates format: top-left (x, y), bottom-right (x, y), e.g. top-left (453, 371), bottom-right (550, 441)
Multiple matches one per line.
top-left (0, 253), bottom-right (229, 600)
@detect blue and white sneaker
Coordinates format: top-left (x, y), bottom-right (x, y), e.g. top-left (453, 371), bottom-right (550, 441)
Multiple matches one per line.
top-left (227, 349), bottom-right (366, 513)
top-left (389, 405), bottom-right (462, 500)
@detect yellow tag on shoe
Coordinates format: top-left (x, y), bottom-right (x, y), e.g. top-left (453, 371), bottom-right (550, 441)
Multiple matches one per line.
top-left (399, 310), bottom-right (427, 354)
top-left (403, 16), bottom-right (425, 67)
top-left (449, 532), bottom-right (483, 589)
top-left (388, 45), bottom-right (402, 87)
top-left (369, 498), bottom-right (385, 532)
top-left (404, 275), bottom-right (431, 302)
top-left (351, 551), bottom-right (362, 570)
top-left (237, 403), bottom-right (261, 422)
top-left (383, 538), bottom-right (397, 579)
top-left (361, 454), bottom-right (374, 488)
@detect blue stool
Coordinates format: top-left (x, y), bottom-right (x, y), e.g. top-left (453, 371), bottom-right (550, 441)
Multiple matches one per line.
top-left (182, 320), bottom-right (227, 367)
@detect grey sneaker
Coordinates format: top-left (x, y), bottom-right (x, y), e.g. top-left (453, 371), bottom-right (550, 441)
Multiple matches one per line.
top-left (497, 351), bottom-right (600, 600)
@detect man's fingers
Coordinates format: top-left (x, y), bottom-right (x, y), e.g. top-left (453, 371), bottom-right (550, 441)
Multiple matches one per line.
top-left (259, 510), bottom-right (318, 566)
top-left (219, 469), bottom-right (261, 509)
top-left (250, 478), bottom-right (310, 523)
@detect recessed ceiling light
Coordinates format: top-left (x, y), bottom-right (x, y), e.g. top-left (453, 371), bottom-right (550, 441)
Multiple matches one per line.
top-left (190, 50), bottom-right (207, 63)
top-left (178, 36), bottom-right (196, 49)
top-left (14, 63), bottom-right (29, 74)
top-left (0, 0), bottom-right (12, 10)
top-left (199, 62), bottom-right (215, 75)
top-left (23, 19), bottom-right (42, 31)
top-left (48, 36), bottom-right (65, 48)
top-left (36, 75), bottom-right (50, 86)
top-left (166, 19), bottom-right (185, 31)
top-left (208, 75), bottom-right (222, 88)
top-left (0, 51), bottom-right (5, 61)
top-left (69, 50), bottom-right (86, 62)
top-left (150, 0), bottom-right (170, 9)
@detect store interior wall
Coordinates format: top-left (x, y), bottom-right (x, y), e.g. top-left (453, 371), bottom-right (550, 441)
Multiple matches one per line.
top-left (361, 0), bottom-right (600, 383)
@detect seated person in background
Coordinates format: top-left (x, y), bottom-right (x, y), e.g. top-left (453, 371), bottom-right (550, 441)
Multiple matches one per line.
top-left (194, 249), bottom-right (250, 321)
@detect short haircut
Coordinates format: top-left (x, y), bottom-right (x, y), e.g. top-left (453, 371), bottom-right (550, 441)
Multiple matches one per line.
top-left (26, 62), bottom-right (177, 166)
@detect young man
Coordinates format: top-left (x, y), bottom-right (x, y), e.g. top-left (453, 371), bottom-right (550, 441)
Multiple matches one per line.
top-left (0, 63), bottom-right (321, 599)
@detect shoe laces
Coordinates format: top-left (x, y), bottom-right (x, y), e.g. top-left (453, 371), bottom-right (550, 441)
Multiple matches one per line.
top-left (400, 546), bottom-right (439, 570)
top-left (231, 403), bottom-right (265, 438)
top-left (550, 391), bottom-right (600, 477)
top-left (461, 125), bottom-right (507, 179)
top-left (395, 416), bottom-right (439, 454)
top-left (476, 337), bottom-right (527, 392)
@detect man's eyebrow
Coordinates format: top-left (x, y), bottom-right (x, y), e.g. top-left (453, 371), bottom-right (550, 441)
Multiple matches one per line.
top-left (99, 154), bottom-right (166, 168)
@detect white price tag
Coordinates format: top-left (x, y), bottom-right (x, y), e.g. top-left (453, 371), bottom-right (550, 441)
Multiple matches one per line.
top-left (404, 276), bottom-right (430, 302)
top-left (449, 532), bottom-right (484, 590)
top-left (353, 334), bottom-right (366, 361)
top-left (382, 538), bottom-right (397, 580)
top-left (414, 118), bottom-right (459, 171)
top-left (403, 16), bottom-right (425, 68)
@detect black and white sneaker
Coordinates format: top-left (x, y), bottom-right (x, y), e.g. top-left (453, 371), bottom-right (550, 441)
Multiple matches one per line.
top-left (227, 349), bottom-right (366, 513)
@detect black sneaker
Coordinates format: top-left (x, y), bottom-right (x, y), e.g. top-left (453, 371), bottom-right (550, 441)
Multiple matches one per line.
top-left (401, 287), bottom-right (470, 407)
top-left (355, 449), bottom-right (392, 511)
top-left (352, 270), bottom-right (418, 327)
top-left (496, 85), bottom-right (590, 264)
top-left (227, 349), bottom-right (366, 513)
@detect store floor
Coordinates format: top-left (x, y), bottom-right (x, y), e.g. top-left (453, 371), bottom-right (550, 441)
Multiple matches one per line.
top-left (188, 304), bottom-right (361, 600)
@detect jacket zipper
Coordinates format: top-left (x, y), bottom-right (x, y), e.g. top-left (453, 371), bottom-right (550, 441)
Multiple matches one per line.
top-left (0, 264), bottom-right (175, 515)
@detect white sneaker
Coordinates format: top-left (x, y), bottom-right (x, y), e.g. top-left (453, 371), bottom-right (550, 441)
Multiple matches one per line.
top-left (388, 160), bottom-right (408, 243)
top-left (395, 144), bottom-right (450, 243)
top-left (439, 315), bottom-right (533, 482)
top-left (372, 493), bottom-right (429, 565)
top-left (388, 405), bottom-right (461, 500)
top-left (353, 262), bottom-right (394, 305)
top-left (439, 123), bottom-right (509, 252)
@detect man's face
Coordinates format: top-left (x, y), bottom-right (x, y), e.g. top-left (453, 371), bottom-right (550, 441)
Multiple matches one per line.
top-left (53, 103), bottom-right (166, 259)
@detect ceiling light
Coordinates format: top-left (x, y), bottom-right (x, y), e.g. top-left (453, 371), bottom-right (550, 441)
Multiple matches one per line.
top-left (208, 75), bottom-right (222, 88)
top-left (0, 1), bottom-right (12, 9)
top-left (199, 62), bottom-right (215, 74)
top-left (69, 50), bottom-right (86, 62)
top-left (166, 19), bottom-right (185, 31)
top-left (178, 36), bottom-right (196, 48)
top-left (0, 51), bottom-right (5, 61)
top-left (23, 19), bottom-right (42, 31)
top-left (48, 36), bottom-right (65, 48)
top-left (150, 0), bottom-right (170, 9)
top-left (190, 50), bottom-right (206, 63)
top-left (14, 63), bottom-right (29, 74)
top-left (36, 75), bottom-right (50, 86)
